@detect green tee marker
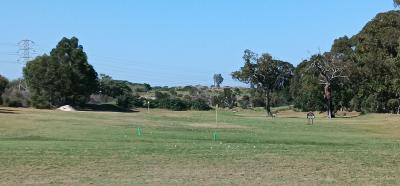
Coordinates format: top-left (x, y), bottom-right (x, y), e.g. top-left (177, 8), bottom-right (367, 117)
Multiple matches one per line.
top-left (136, 128), bottom-right (142, 136)
top-left (213, 132), bottom-right (219, 141)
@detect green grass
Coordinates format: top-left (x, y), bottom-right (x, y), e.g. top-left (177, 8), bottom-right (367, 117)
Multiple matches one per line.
top-left (1, 107), bottom-right (400, 185)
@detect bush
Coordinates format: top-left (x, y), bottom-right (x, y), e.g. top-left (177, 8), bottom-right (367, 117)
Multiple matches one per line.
top-left (143, 83), bottom-right (152, 91)
top-left (134, 87), bottom-right (146, 92)
top-left (155, 91), bottom-right (170, 100)
top-left (387, 99), bottom-right (400, 114)
top-left (157, 98), bottom-right (190, 111)
top-left (183, 95), bottom-right (192, 101)
top-left (30, 94), bottom-right (50, 109)
top-left (147, 100), bottom-right (158, 108)
top-left (210, 88), bottom-right (237, 109)
top-left (2, 86), bottom-right (30, 107)
top-left (116, 94), bottom-right (135, 109)
top-left (361, 94), bottom-right (379, 113)
top-left (349, 97), bottom-right (361, 112)
top-left (169, 89), bottom-right (178, 97)
top-left (89, 94), bottom-right (113, 104)
top-left (153, 96), bottom-right (211, 111)
top-left (238, 95), bottom-right (251, 109)
top-left (210, 95), bottom-right (222, 106)
top-left (191, 98), bottom-right (211, 111)
top-left (132, 96), bottom-right (146, 108)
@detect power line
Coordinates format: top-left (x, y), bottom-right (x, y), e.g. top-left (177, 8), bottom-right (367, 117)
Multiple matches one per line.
top-left (0, 42), bottom-right (17, 46)
top-left (3, 42), bottom-right (230, 86)
top-left (0, 60), bottom-right (17, 64)
top-left (90, 55), bottom-right (213, 75)
top-left (93, 63), bottom-right (212, 84)
top-left (91, 59), bottom-right (224, 86)
top-left (93, 60), bottom-right (210, 79)
top-left (0, 52), bottom-right (19, 56)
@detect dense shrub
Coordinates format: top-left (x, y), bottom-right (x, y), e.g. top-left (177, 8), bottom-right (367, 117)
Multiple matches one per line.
top-left (238, 95), bottom-right (251, 109)
top-left (387, 99), bottom-right (400, 114)
top-left (169, 89), bottom-right (178, 97)
top-left (155, 91), bottom-right (170, 100)
top-left (156, 98), bottom-right (190, 111)
top-left (152, 86), bottom-right (170, 91)
top-left (30, 94), bottom-right (50, 108)
top-left (2, 85), bottom-right (30, 107)
top-left (210, 88), bottom-right (237, 109)
top-left (361, 94), bottom-right (379, 113)
top-left (349, 97), bottom-right (361, 112)
top-left (132, 96), bottom-right (148, 108)
top-left (116, 94), bottom-right (135, 109)
top-left (183, 95), bottom-right (192, 101)
top-left (134, 87), bottom-right (146, 92)
top-left (191, 98), bottom-right (212, 111)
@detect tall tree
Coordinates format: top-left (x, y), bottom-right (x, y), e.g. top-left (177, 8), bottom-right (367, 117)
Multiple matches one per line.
top-left (0, 75), bottom-right (9, 105)
top-left (350, 11), bottom-right (400, 113)
top-left (310, 53), bottom-right (349, 118)
top-left (290, 60), bottom-right (325, 112)
top-left (291, 11), bottom-right (400, 114)
top-left (395, 0), bottom-right (400, 7)
top-left (232, 49), bottom-right (293, 116)
top-left (24, 37), bottom-right (98, 107)
top-left (213, 74), bottom-right (224, 88)
top-left (0, 75), bottom-right (8, 96)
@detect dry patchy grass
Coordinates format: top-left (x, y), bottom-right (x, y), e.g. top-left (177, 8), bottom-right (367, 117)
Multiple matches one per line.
top-left (1, 107), bottom-right (400, 185)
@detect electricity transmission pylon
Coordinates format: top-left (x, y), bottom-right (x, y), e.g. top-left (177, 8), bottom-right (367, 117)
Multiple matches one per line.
top-left (17, 39), bottom-right (35, 91)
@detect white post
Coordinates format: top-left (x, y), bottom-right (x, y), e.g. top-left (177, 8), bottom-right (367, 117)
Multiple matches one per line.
top-left (147, 101), bottom-right (150, 113)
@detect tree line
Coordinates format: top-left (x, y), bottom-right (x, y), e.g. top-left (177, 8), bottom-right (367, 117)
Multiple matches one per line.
top-left (232, 10), bottom-right (400, 117)
top-left (1, 9), bottom-right (400, 117)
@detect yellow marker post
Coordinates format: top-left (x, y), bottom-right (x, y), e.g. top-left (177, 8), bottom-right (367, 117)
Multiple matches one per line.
top-left (214, 104), bottom-right (219, 141)
top-left (215, 104), bottom-right (218, 125)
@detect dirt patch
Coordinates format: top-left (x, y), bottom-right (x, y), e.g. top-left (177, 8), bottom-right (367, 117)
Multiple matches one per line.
top-left (356, 114), bottom-right (400, 138)
top-left (335, 111), bottom-right (361, 118)
top-left (1, 156), bottom-right (393, 186)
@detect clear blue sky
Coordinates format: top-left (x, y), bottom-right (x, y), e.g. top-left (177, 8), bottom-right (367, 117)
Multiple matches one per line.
top-left (0, 0), bottom-right (395, 86)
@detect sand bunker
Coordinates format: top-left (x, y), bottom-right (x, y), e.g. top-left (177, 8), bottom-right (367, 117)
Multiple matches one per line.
top-left (57, 105), bottom-right (76, 112)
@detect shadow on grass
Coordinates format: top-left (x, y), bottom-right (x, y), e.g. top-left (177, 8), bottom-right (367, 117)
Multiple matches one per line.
top-left (0, 108), bottom-right (19, 114)
top-left (77, 104), bottom-right (139, 113)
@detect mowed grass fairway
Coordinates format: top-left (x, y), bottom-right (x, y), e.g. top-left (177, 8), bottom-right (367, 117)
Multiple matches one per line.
top-left (1, 107), bottom-right (400, 185)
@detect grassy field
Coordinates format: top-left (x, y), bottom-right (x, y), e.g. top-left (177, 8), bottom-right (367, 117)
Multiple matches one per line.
top-left (1, 107), bottom-right (400, 185)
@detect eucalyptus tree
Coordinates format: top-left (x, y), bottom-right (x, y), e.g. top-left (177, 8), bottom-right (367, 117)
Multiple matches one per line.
top-left (290, 60), bottom-right (325, 112)
top-left (232, 49), bottom-right (294, 116)
top-left (395, 0), bottom-right (400, 7)
top-left (310, 53), bottom-right (349, 118)
top-left (213, 74), bottom-right (224, 88)
top-left (24, 37), bottom-right (98, 107)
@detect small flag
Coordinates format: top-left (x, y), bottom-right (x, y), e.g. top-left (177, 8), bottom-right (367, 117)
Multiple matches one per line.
top-left (213, 132), bottom-right (219, 141)
top-left (136, 128), bottom-right (142, 136)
